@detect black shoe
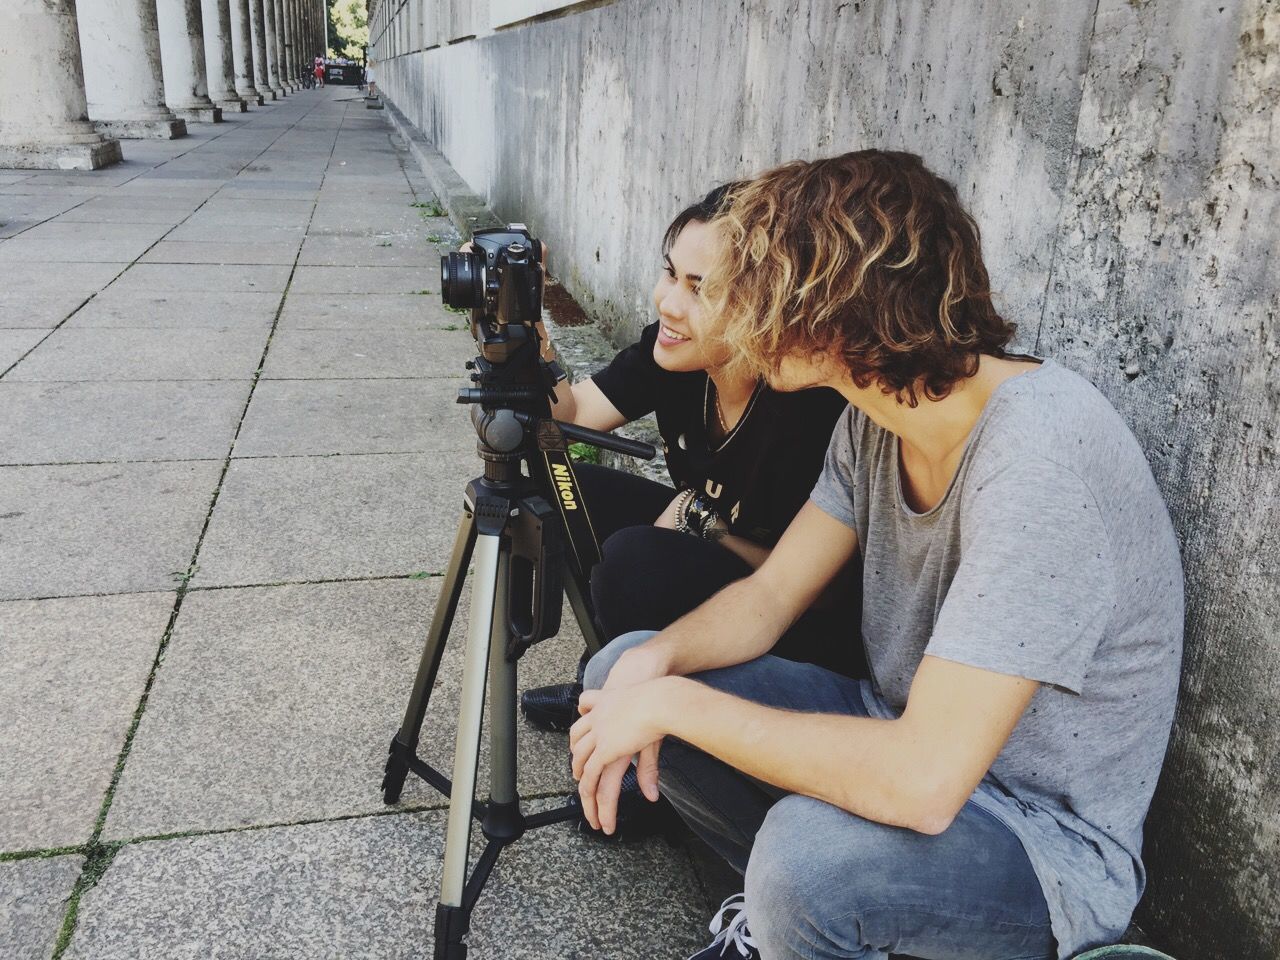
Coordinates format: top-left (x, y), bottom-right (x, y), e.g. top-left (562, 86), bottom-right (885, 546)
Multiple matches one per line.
top-left (687, 895), bottom-right (758, 959)
top-left (520, 681), bottom-right (582, 732)
top-left (569, 766), bottom-right (676, 842)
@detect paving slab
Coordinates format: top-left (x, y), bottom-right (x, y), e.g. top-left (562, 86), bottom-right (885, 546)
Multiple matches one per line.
top-left (139, 240), bottom-right (302, 265)
top-left (16, 220), bottom-right (172, 244)
top-left (0, 592), bottom-right (173, 848)
top-left (0, 195), bottom-right (88, 234)
top-left (5, 328), bottom-right (268, 381)
top-left (0, 235), bottom-right (158, 263)
top-left (49, 207), bottom-right (190, 227)
top-left (0, 856), bottom-right (84, 960)
top-left (235, 378), bottom-right (472, 457)
top-left (164, 221), bottom-right (306, 243)
top-left (74, 810), bottom-right (707, 960)
top-left (262, 328), bottom-right (470, 379)
top-left (200, 197), bottom-right (315, 215)
top-left (288, 265), bottom-right (438, 295)
top-left (0, 380), bottom-right (250, 464)
top-left (0, 330), bottom-right (47, 371)
top-left (0, 292), bottom-right (94, 329)
top-left (182, 208), bottom-right (312, 230)
top-left (106, 262), bottom-right (293, 294)
top-left (53, 196), bottom-right (202, 225)
top-left (0, 261), bottom-right (126, 295)
top-left (65, 290), bottom-right (282, 329)
top-left (103, 579), bottom-right (585, 838)
top-left (275, 292), bottom-right (462, 330)
top-left (297, 234), bottom-right (438, 268)
top-left (193, 451), bottom-right (474, 587)
top-left (307, 206), bottom-right (425, 236)
top-left (0, 460), bottom-right (222, 599)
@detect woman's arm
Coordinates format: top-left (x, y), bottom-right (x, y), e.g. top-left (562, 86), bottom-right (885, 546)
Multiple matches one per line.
top-left (535, 321), bottom-right (628, 432)
top-left (652, 493), bottom-right (772, 568)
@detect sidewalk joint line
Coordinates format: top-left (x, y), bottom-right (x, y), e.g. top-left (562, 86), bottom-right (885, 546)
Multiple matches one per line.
top-left (46, 93), bottom-right (343, 960)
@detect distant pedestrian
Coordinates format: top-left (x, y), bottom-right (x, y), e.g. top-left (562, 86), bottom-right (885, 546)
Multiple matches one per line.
top-left (314, 57), bottom-right (325, 87)
top-left (365, 58), bottom-right (377, 98)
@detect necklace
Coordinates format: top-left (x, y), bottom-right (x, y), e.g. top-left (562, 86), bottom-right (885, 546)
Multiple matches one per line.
top-left (712, 384), bottom-right (729, 435)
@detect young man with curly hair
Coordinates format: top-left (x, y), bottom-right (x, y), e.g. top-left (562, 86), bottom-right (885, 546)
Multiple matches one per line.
top-left (569, 151), bottom-right (1184, 960)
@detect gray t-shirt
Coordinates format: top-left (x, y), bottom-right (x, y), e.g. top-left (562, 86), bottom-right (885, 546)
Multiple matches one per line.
top-left (810, 360), bottom-right (1183, 958)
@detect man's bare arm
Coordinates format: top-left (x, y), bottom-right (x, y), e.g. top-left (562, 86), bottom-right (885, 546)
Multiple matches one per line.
top-left (578, 654), bottom-right (1038, 834)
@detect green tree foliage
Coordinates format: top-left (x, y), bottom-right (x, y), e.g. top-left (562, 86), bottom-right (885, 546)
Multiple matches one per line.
top-left (328, 0), bottom-right (368, 60)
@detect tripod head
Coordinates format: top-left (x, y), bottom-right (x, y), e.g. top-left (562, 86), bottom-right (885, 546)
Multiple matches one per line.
top-left (440, 223), bottom-right (654, 463)
top-left (439, 226), bottom-right (655, 655)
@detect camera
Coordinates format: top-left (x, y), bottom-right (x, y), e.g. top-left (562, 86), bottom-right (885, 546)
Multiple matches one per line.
top-left (441, 224), bottom-right (545, 365)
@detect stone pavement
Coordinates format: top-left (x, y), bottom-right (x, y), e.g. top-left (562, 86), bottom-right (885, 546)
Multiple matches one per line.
top-left (0, 88), bottom-right (719, 960)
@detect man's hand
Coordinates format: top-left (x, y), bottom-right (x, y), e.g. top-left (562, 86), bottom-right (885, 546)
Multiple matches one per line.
top-left (570, 679), bottom-right (678, 833)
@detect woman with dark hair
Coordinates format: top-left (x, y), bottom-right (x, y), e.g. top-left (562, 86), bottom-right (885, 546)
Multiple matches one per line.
top-left (521, 182), bottom-right (862, 741)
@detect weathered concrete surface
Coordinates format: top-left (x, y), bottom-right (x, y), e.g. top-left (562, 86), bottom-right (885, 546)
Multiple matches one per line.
top-left (3, 89), bottom-right (727, 957)
top-left (1034, 2), bottom-right (1280, 955)
top-left (0, 461), bottom-right (223, 599)
top-left (101, 580), bottom-right (581, 838)
top-left (0, 594), bottom-right (171, 849)
top-left (371, 1), bottom-right (1280, 955)
top-left (71, 810), bottom-right (707, 960)
top-left (0, 855), bottom-right (84, 960)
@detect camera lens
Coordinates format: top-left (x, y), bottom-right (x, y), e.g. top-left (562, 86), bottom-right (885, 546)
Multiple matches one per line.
top-left (440, 252), bottom-right (480, 309)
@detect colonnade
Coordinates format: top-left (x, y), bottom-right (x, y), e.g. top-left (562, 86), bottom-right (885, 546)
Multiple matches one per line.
top-left (0, 0), bottom-right (329, 171)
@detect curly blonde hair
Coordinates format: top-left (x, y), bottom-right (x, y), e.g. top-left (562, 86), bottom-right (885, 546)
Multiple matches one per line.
top-left (703, 150), bottom-right (1016, 405)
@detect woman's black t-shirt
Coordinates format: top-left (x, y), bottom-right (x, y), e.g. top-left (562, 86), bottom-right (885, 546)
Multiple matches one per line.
top-left (590, 322), bottom-right (848, 547)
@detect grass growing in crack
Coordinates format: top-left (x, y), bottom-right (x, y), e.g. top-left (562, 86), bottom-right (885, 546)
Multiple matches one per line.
top-left (443, 304), bottom-right (467, 315)
top-left (410, 200), bottom-right (446, 217)
top-left (170, 564), bottom-right (199, 585)
top-left (51, 841), bottom-right (123, 957)
top-left (0, 845), bottom-right (82, 863)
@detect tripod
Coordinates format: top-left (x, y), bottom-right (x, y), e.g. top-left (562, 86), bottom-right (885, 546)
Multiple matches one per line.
top-left (381, 382), bottom-right (654, 960)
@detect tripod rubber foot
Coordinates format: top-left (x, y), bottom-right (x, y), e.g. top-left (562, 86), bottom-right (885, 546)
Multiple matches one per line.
top-left (434, 903), bottom-right (469, 960)
top-left (381, 736), bottom-right (410, 804)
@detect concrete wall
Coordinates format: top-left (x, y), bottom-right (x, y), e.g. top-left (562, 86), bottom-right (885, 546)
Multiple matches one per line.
top-left (368, 1), bottom-right (1280, 956)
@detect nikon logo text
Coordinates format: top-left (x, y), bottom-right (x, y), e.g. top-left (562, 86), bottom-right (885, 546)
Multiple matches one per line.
top-left (552, 463), bottom-right (579, 510)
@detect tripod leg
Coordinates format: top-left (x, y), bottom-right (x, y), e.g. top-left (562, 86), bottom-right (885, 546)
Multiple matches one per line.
top-left (488, 602), bottom-right (517, 808)
top-left (439, 533), bottom-right (502, 915)
top-left (383, 506), bottom-right (477, 804)
top-left (563, 565), bottom-right (604, 656)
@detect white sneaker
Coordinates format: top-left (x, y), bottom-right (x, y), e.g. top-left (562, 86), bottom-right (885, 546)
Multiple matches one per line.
top-left (685, 894), bottom-right (759, 959)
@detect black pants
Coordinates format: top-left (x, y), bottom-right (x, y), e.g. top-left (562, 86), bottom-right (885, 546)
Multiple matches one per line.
top-left (573, 464), bottom-right (866, 679)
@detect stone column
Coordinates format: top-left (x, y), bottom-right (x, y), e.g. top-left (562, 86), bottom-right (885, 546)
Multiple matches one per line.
top-left (249, 0), bottom-right (278, 100)
top-left (273, 0), bottom-right (294, 91)
top-left (262, 0), bottom-right (287, 96)
top-left (201, 0), bottom-right (247, 112)
top-left (157, 0), bottom-right (223, 122)
top-left (288, 0), bottom-right (300, 84)
top-left (0, 0), bottom-right (122, 170)
top-left (76, 0), bottom-right (186, 140)
top-left (229, 0), bottom-right (265, 104)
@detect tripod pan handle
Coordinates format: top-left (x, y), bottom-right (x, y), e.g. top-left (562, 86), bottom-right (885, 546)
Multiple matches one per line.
top-left (512, 413), bottom-right (656, 461)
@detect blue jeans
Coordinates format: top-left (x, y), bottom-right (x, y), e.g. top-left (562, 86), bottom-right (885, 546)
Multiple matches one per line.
top-left (584, 632), bottom-right (1057, 960)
